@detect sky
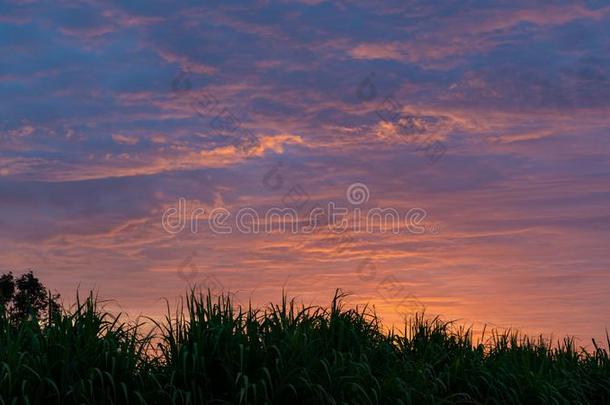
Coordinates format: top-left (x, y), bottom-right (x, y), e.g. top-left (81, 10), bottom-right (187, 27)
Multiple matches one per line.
top-left (1, 0), bottom-right (610, 342)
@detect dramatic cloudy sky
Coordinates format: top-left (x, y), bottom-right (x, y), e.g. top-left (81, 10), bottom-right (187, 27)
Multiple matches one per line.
top-left (1, 0), bottom-right (610, 341)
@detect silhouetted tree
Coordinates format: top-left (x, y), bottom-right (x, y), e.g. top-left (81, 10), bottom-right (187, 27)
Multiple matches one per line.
top-left (0, 271), bottom-right (60, 324)
top-left (0, 272), bottom-right (15, 310)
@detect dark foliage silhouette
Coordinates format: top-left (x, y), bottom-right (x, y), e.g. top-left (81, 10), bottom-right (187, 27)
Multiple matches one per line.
top-left (0, 270), bottom-right (60, 324)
